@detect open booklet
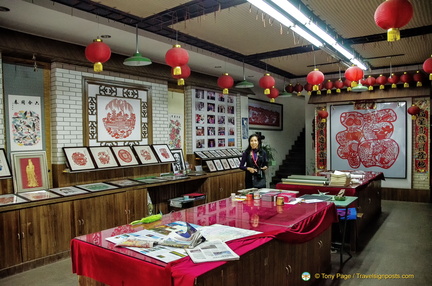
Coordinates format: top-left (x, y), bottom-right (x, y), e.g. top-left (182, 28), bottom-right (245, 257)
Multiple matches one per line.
top-left (186, 240), bottom-right (239, 263)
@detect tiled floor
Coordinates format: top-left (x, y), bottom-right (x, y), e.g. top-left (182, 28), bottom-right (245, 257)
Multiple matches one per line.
top-left (1, 200), bottom-right (431, 286)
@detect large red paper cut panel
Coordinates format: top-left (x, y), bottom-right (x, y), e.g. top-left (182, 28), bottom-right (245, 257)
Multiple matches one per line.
top-left (336, 109), bottom-right (399, 169)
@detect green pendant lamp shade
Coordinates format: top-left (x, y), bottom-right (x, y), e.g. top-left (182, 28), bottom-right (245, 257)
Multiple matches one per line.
top-left (123, 25), bottom-right (152, 66)
top-left (235, 60), bottom-right (254, 88)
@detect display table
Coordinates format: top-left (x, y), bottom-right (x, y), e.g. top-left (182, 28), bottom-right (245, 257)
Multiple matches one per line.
top-left (71, 198), bottom-right (338, 286)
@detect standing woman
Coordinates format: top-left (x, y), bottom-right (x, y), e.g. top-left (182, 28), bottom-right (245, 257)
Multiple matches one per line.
top-left (240, 134), bottom-right (268, 188)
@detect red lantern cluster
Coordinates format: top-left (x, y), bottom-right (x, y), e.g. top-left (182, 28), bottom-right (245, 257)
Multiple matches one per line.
top-left (172, 65), bottom-right (191, 86)
top-left (165, 44), bottom-right (190, 85)
top-left (293, 83), bottom-right (303, 96)
top-left (376, 74), bottom-right (388, 89)
top-left (307, 69), bottom-right (325, 91)
top-left (324, 80), bottom-right (334, 94)
top-left (407, 104), bottom-right (420, 120)
top-left (304, 83), bottom-right (313, 95)
top-left (318, 109), bottom-right (329, 123)
top-left (217, 73), bottom-right (234, 94)
top-left (364, 76), bottom-right (376, 91)
top-left (387, 73), bottom-right (399, 88)
top-left (85, 38), bottom-right (111, 72)
top-left (423, 55), bottom-right (432, 80)
top-left (334, 79), bottom-right (344, 93)
top-left (413, 71), bottom-right (423, 87)
top-left (400, 72), bottom-right (412, 88)
top-left (345, 66), bottom-right (364, 86)
top-left (374, 0), bottom-right (413, 42)
top-left (259, 73), bottom-right (275, 95)
top-left (267, 87), bottom-right (279, 102)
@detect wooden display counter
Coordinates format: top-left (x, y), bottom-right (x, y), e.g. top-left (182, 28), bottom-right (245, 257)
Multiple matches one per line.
top-left (72, 197), bottom-right (338, 286)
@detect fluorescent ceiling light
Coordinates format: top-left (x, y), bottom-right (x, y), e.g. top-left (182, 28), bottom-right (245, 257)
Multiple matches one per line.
top-left (291, 26), bottom-right (323, 47)
top-left (351, 58), bottom-right (367, 70)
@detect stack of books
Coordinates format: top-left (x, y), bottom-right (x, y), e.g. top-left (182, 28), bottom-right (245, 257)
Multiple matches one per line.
top-left (329, 174), bottom-right (350, 186)
top-left (281, 175), bottom-right (329, 186)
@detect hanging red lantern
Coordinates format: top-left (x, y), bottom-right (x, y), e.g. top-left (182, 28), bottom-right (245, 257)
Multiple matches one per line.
top-left (267, 87), bottom-right (279, 102)
top-left (307, 69), bottom-right (325, 91)
top-left (293, 83), bottom-right (303, 96)
top-left (387, 73), bottom-right (399, 88)
top-left (172, 65), bottom-right (190, 86)
top-left (259, 73), bottom-right (275, 95)
top-left (364, 76), bottom-right (376, 91)
top-left (285, 84), bottom-right (294, 93)
top-left (423, 55), bottom-right (432, 80)
top-left (324, 80), bottom-right (334, 94)
top-left (400, 72), bottom-right (412, 88)
top-left (374, 0), bottom-right (413, 42)
top-left (318, 109), bottom-right (329, 123)
top-left (344, 79), bottom-right (352, 92)
top-left (334, 79), bottom-right (344, 93)
top-left (217, 73), bottom-right (234, 94)
top-left (344, 66), bottom-right (364, 87)
top-left (165, 44), bottom-right (189, 75)
top-left (376, 74), bottom-right (388, 89)
top-left (407, 104), bottom-right (420, 120)
top-left (85, 38), bottom-right (111, 72)
top-left (304, 83), bottom-right (313, 95)
top-left (413, 71), bottom-right (423, 87)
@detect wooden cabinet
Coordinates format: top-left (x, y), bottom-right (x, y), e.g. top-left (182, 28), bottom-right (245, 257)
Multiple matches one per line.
top-left (0, 202), bottom-right (73, 272)
top-left (124, 188), bottom-right (148, 223)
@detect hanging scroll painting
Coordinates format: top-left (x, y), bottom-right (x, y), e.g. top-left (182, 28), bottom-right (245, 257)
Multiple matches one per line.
top-left (330, 102), bottom-right (407, 178)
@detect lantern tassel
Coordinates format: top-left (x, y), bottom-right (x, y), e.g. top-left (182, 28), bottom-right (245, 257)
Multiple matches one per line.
top-left (177, 78), bottom-right (185, 86)
top-left (411, 115), bottom-right (416, 120)
top-left (313, 85), bottom-right (318, 91)
top-left (270, 98), bottom-right (275, 103)
top-left (416, 81), bottom-right (422, 87)
top-left (336, 88), bottom-right (341, 93)
top-left (379, 85), bottom-right (385, 90)
top-left (326, 89), bottom-right (331, 95)
top-left (387, 28), bottom-right (400, 42)
top-left (368, 86), bottom-right (374, 91)
top-left (347, 87), bottom-right (352, 92)
top-left (173, 66), bottom-right (182, 75)
top-left (223, 88), bottom-right (229, 95)
top-left (264, 88), bottom-right (270, 95)
top-left (429, 74), bottom-right (432, 80)
top-left (307, 91), bottom-right (312, 95)
top-left (94, 62), bottom-right (103, 72)
top-left (404, 82), bottom-right (409, 88)
top-left (391, 83), bottom-right (397, 88)
top-left (317, 90), bottom-right (321, 95)
top-left (321, 118), bottom-right (326, 123)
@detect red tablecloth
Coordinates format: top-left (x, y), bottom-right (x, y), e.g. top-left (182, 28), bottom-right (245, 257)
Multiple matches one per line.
top-left (71, 198), bottom-right (337, 286)
top-left (275, 171), bottom-right (384, 196)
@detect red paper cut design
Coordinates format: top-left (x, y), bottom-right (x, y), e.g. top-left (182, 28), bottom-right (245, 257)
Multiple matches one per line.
top-left (102, 99), bottom-right (136, 139)
top-left (414, 107), bottom-right (429, 173)
top-left (97, 151), bottom-right (110, 164)
top-left (117, 149), bottom-right (133, 163)
top-left (140, 150), bottom-right (152, 160)
top-left (72, 152), bottom-right (87, 166)
top-left (336, 109), bottom-right (399, 169)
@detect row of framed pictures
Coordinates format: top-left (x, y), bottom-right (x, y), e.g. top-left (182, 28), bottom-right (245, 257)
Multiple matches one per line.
top-left (194, 148), bottom-right (242, 160)
top-left (63, 144), bottom-right (176, 172)
top-left (204, 157), bottom-right (241, 172)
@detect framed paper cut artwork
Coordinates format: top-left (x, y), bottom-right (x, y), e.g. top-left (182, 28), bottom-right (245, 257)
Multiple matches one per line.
top-left (132, 145), bottom-right (159, 165)
top-left (111, 146), bottom-right (139, 166)
top-left (0, 194), bottom-right (28, 206)
top-left (206, 160), bottom-right (217, 172)
top-left (248, 98), bottom-right (283, 131)
top-left (18, 190), bottom-right (60, 201)
top-left (0, 148), bottom-right (12, 178)
top-left (152, 144), bottom-right (175, 163)
top-left (63, 147), bottom-right (96, 171)
top-left (75, 182), bottom-right (118, 192)
top-left (106, 179), bottom-right (143, 188)
top-left (220, 159), bottom-right (230, 170)
top-left (171, 149), bottom-right (186, 174)
top-left (49, 186), bottom-right (89, 196)
top-left (89, 146), bottom-right (118, 169)
top-left (213, 159), bottom-right (224, 171)
top-left (11, 151), bottom-right (49, 193)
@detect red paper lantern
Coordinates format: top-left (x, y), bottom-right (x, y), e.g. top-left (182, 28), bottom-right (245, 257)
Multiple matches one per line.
top-left (344, 66), bottom-right (364, 85)
top-left (172, 65), bottom-right (191, 86)
top-left (374, 0), bottom-right (413, 42)
top-left (217, 73), bottom-right (234, 94)
top-left (259, 73), bottom-right (275, 95)
top-left (324, 80), bottom-right (334, 94)
top-left (317, 109), bottom-right (329, 123)
top-left (413, 71), bottom-right (423, 87)
top-left (165, 44), bottom-right (189, 75)
top-left (307, 69), bottom-right (325, 91)
top-left (304, 83), bottom-right (313, 95)
top-left (285, 84), bottom-right (294, 93)
top-left (407, 104), bottom-right (420, 120)
top-left (423, 55), bottom-right (432, 80)
top-left (344, 79), bottom-right (352, 92)
top-left (387, 73), bottom-right (399, 88)
top-left (376, 74), bottom-right (388, 89)
top-left (85, 38), bottom-right (111, 72)
top-left (334, 79), bottom-right (344, 93)
top-left (364, 76), bottom-right (376, 91)
top-left (400, 72), bottom-right (412, 88)
top-left (267, 87), bottom-right (279, 102)
top-left (293, 83), bottom-right (303, 96)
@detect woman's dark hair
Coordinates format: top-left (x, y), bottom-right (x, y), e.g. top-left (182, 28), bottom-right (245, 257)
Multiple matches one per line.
top-left (245, 133), bottom-right (263, 153)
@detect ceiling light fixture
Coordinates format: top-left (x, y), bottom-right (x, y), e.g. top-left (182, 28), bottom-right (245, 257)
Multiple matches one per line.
top-left (123, 24), bottom-right (152, 66)
top-left (235, 60), bottom-right (254, 89)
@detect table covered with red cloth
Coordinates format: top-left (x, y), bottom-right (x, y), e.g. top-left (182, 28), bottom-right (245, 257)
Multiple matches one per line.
top-left (71, 198), bottom-right (337, 286)
top-left (275, 171), bottom-right (384, 196)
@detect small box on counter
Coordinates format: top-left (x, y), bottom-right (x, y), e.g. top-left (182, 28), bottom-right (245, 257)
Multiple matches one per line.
top-left (261, 191), bottom-right (280, 202)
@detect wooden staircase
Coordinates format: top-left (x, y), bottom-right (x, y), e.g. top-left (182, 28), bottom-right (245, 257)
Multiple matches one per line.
top-left (270, 128), bottom-right (306, 187)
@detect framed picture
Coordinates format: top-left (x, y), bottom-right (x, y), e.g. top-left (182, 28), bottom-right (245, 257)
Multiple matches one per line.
top-left (0, 148), bottom-right (12, 178)
top-left (132, 145), bottom-right (159, 165)
top-left (152, 144), bottom-right (175, 163)
top-left (63, 147), bottom-right (96, 171)
top-left (220, 158), bottom-right (230, 170)
top-left (206, 160), bottom-right (217, 172)
top-left (75, 182), bottom-right (118, 192)
top-left (171, 149), bottom-right (186, 174)
top-left (111, 146), bottom-right (139, 166)
top-left (203, 151), bottom-right (214, 158)
top-left (194, 151), bottom-right (207, 159)
top-left (11, 151), bottom-right (49, 193)
top-left (0, 194), bottom-right (28, 206)
top-left (17, 190), bottom-right (60, 201)
top-left (227, 158), bottom-right (237, 169)
top-left (213, 159), bottom-right (224, 171)
top-left (106, 179), bottom-right (143, 188)
top-left (248, 98), bottom-right (283, 130)
top-left (49, 186), bottom-right (89, 196)
top-left (89, 146), bottom-right (118, 169)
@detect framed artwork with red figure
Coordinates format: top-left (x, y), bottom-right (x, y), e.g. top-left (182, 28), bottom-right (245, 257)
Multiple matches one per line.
top-left (11, 151), bottom-right (49, 193)
top-left (111, 146), bottom-right (139, 167)
top-left (248, 98), bottom-right (283, 130)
